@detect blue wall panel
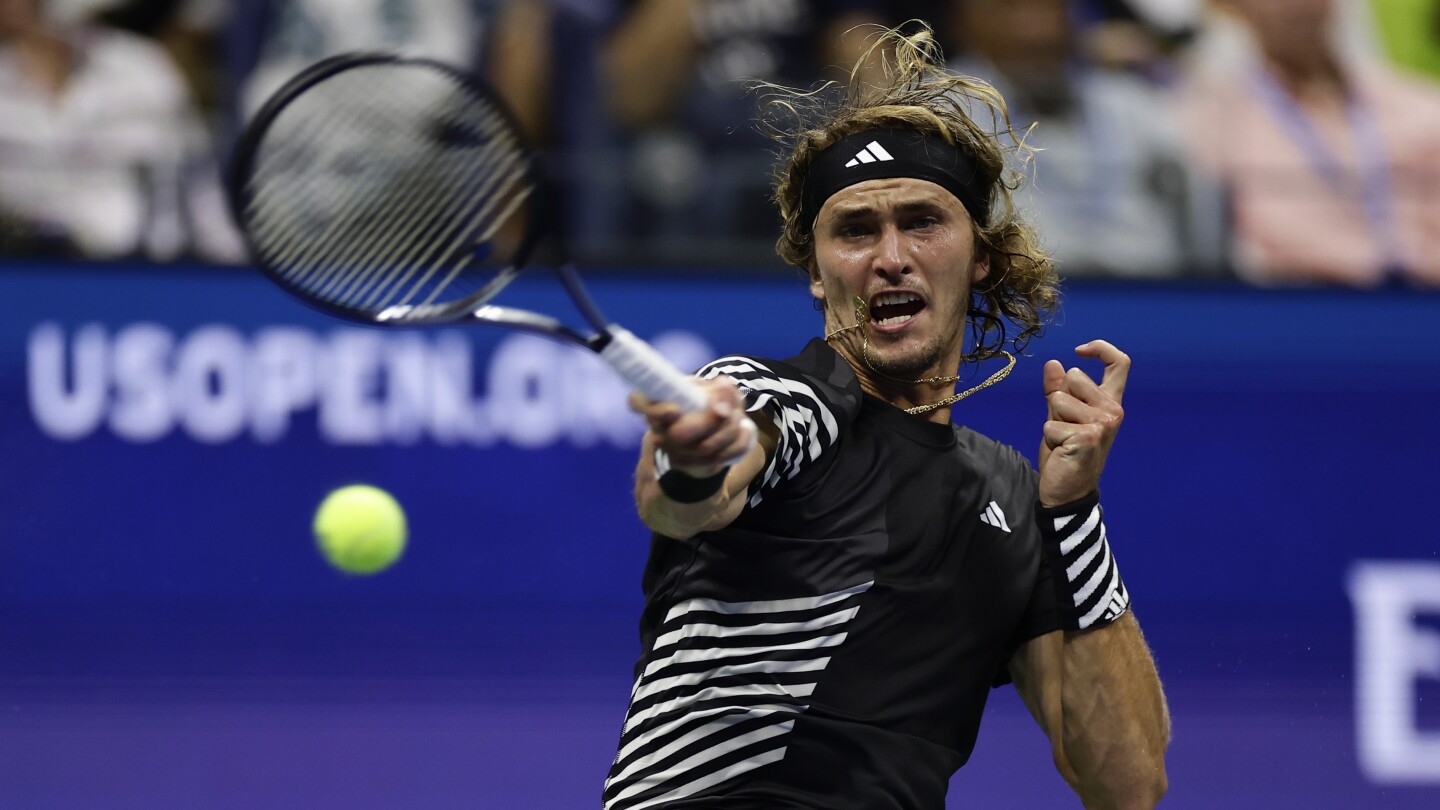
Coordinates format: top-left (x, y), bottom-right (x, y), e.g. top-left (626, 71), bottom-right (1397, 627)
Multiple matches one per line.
top-left (3, 262), bottom-right (1439, 808)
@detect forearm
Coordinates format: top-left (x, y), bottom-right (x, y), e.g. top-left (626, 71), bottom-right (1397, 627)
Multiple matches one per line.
top-left (487, 0), bottom-right (553, 142)
top-left (1029, 341), bottom-right (1160, 805)
top-left (635, 471), bottom-right (743, 539)
top-left (1059, 612), bottom-right (1170, 809)
top-left (633, 432), bottom-right (764, 540)
top-left (601, 0), bottom-right (700, 127)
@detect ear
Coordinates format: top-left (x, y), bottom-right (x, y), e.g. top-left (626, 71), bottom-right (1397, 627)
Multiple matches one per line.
top-left (970, 251), bottom-right (991, 285)
top-left (808, 261), bottom-right (826, 302)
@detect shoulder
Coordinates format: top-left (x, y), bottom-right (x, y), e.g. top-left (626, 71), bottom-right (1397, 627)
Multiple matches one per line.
top-left (698, 339), bottom-right (863, 428)
top-left (954, 427), bottom-right (1038, 491)
top-left (700, 341), bottom-right (863, 505)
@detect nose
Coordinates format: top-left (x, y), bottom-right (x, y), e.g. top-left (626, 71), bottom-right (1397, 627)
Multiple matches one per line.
top-left (871, 224), bottom-right (909, 279)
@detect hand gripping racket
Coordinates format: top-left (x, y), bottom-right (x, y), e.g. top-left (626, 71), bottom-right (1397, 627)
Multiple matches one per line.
top-left (227, 52), bottom-right (710, 414)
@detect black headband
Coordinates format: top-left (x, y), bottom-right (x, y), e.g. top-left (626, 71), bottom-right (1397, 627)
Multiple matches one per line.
top-left (799, 128), bottom-right (989, 231)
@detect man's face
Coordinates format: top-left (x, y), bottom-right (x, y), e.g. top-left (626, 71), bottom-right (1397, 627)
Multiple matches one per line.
top-left (810, 177), bottom-right (988, 382)
top-left (0, 0), bottom-right (41, 39)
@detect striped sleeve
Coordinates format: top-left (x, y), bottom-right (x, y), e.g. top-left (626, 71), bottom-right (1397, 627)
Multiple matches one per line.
top-left (696, 355), bottom-right (843, 509)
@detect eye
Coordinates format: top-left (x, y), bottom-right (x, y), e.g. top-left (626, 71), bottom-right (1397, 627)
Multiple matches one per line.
top-left (837, 223), bottom-right (872, 239)
top-left (908, 214), bottom-right (940, 231)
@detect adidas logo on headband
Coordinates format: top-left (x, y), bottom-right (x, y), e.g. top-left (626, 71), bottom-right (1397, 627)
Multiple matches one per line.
top-left (844, 141), bottom-right (895, 167)
top-left (801, 128), bottom-right (990, 228)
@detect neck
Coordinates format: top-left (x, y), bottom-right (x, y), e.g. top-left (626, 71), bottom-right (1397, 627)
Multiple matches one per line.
top-left (1263, 47), bottom-right (1345, 98)
top-left (852, 362), bottom-right (960, 424)
top-left (823, 325), bottom-right (962, 425)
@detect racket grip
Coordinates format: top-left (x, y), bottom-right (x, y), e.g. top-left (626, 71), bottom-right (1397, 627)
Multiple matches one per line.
top-left (600, 328), bottom-right (709, 412)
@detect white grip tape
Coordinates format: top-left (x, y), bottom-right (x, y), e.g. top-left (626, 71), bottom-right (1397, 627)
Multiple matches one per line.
top-left (600, 327), bottom-right (708, 412)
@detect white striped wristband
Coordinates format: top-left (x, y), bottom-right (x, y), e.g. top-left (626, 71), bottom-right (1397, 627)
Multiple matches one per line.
top-left (1038, 492), bottom-right (1130, 631)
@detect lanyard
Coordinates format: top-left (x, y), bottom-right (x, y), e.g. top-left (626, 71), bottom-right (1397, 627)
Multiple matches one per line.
top-left (1249, 67), bottom-right (1405, 275)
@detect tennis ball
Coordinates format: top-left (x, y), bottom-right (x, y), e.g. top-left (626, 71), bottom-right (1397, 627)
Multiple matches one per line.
top-left (313, 485), bottom-right (407, 575)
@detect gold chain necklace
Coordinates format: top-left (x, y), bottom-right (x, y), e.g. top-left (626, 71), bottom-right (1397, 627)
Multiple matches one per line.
top-left (824, 296), bottom-right (1016, 415)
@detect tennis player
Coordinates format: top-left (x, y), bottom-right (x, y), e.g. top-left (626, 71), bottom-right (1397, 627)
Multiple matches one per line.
top-left (607, 24), bottom-right (1169, 810)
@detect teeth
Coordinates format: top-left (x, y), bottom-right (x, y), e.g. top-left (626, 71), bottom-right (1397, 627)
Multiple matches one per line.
top-left (873, 292), bottom-right (920, 308)
top-left (869, 292), bottom-right (921, 327)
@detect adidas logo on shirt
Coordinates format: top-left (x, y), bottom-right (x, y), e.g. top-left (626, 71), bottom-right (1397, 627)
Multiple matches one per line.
top-left (844, 140), bottom-right (895, 167)
top-left (979, 500), bottom-right (1011, 533)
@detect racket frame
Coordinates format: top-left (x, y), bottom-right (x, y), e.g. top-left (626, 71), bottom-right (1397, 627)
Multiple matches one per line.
top-left (228, 52), bottom-right (717, 416)
top-left (227, 51), bottom-right (544, 327)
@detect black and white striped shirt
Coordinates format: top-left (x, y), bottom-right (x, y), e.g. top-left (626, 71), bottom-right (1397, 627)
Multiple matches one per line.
top-left (605, 339), bottom-right (1061, 809)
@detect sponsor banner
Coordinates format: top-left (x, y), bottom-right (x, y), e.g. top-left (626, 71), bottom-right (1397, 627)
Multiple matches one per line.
top-left (2, 263), bottom-right (1440, 806)
top-left (26, 321), bottom-right (712, 448)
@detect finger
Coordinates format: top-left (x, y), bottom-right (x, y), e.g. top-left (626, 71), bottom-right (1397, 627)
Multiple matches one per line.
top-left (1046, 389), bottom-right (1097, 424)
top-left (667, 417), bottom-right (758, 474)
top-left (707, 376), bottom-right (745, 410)
top-left (638, 400), bottom-right (684, 430)
top-left (627, 390), bottom-right (653, 414)
top-left (1074, 340), bottom-right (1130, 403)
top-left (666, 407), bottom-right (731, 445)
top-left (730, 416), bottom-right (759, 462)
top-left (1060, 366), bottom-right (1106, 407)
top-left (705, 378), bottom-right (757, 451)
top-left (1042, 359), bottom-right (1065, 419)
top-left (690, 418), bottom-right (751, 462)
top-left (1042, 419), bottom-right (1074, 450)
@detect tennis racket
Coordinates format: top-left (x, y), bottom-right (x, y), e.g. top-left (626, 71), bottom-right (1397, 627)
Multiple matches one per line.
top-left (227, 52), bottom-right (708, 413)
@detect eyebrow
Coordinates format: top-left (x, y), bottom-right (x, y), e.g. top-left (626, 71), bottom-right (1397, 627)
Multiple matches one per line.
top-left (825, 198), bottom-right (950, 222)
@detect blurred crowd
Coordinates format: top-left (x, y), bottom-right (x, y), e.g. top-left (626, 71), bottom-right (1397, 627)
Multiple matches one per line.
top-left (3, 0), bottom-right (1440, 288)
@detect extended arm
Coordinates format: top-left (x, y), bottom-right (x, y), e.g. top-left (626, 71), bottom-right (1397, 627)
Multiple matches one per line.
top-left (1011, 615), bottom-right (1169, 808)
top-left (630, 377), bottom-right (776, 539)
top-left (1018, 340), bottom-right (1169, 806)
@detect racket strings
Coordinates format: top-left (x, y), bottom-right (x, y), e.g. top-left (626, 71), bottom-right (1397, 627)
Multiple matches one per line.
top-left (363, 136), bottom-right (530, 310)
top-left (245, 88), bottom-right (454, 297)
top-left (286, 89), bottom-right (466, 295)
top-left (342, 98), bottom-right (523, 307)
top-left (255, 83), bottom-right (515, 304)
top-left (254, 106), bottom-right (432, 298)
top-left (246, 101), bottom-right (379, 278)
top-left (250, 82), bottom-right (432, 268)
top-left (409, 169), bottom-right (531, 308)
top-left (241, 63), bottom-right (533, 313)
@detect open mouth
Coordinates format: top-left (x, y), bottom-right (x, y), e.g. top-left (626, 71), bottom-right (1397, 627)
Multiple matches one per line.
top-left (868, 291), bottom-right (925, 327)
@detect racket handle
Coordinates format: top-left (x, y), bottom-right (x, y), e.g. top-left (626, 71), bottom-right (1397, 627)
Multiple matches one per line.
top-left (599, 328), bottom-right (709, 412)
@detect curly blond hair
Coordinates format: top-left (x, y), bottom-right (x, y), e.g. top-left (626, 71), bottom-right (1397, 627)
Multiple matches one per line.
top-left (762, 23), bottom-right (1059, 360)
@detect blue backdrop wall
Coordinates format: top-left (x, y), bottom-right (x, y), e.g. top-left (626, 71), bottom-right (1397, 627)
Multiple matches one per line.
top-left (2, 262), bottom-right (1439, 808)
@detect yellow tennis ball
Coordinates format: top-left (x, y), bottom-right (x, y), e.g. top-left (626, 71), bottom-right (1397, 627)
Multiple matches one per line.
top-left (313, 485), bottom-right (407, 575)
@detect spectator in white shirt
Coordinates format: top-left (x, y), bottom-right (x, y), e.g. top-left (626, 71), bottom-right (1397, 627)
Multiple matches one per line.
top-left (0, 0), bottom-right (242, 262)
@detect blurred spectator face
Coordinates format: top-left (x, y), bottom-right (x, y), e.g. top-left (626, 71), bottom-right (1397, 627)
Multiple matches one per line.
top-left (0, 0), bottom-right (43, 39)
top-left (1226, 0), bottom-right (1333, 67)
top-left (954, 0), bottom-right (1072, 73)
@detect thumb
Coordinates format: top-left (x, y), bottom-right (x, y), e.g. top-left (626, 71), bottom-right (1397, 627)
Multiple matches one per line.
top-left (1042, 359), bottom-right (1065, 419)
